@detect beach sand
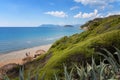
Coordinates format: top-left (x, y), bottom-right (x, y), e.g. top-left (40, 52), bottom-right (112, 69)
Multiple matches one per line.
top-left (0, 44), bottom-right (52, 67)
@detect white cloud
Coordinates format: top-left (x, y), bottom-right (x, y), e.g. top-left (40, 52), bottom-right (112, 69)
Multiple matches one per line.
top-left (70, 6), bottom-right (80, 10)
top-left (74, 0), bottom-right (115, 5)
top-left (74, 9), bottom-right (99, 18)
top-left (106, 12), bottom-right (120, 17)
top-left (74, 12), bottom-right (82, 18)
top-left (44, 11), bottom-right (68, 18)
top-left (74, 0), bottom-right (118, 9)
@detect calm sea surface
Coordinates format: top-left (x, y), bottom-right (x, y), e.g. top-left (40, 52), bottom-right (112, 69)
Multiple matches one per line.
top-left (0, 27), bottom-right (82, 54)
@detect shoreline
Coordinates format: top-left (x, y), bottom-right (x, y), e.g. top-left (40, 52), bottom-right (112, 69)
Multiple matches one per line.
top-left (0, 44), bottom-right (52, 67)
top-left (0, 43), bottom-right (53, 55)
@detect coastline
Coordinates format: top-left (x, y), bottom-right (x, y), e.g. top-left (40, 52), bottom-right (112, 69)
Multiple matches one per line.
top-left (0, 44), bottom-right (52, 67)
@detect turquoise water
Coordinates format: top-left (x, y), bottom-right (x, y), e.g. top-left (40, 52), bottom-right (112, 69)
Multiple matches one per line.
top-left (0, 27), bottom-right (82, 54)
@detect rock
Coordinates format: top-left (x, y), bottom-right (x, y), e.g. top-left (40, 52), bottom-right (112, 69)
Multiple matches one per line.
top-left (0, 63), bottom-right (19, 79)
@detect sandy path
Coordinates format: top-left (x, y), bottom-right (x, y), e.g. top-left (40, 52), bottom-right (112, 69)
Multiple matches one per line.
top-left (0, 44), bottom-right (52, 67)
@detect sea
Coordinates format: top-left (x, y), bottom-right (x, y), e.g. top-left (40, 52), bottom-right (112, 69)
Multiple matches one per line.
top-left (0, 27), bottom-right (82, 54)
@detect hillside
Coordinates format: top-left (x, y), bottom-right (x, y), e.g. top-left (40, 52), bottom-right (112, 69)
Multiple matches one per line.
top-left (10, 15), bottom-right (120, 80)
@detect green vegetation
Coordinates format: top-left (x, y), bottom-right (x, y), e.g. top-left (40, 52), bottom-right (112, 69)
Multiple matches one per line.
top-left (5, 15), bottom-right (120, 80)
top-left (38, 15), bottom-right (120, 79)
top-left (4, 47), bottom-right (120, 80)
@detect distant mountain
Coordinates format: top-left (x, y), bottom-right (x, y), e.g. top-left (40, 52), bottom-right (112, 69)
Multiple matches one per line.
top-left (64, 24), bottom-right (82, 27)
top-left (39, 24), bottom-right (82, 28)
top-left (39, 24), bottom-right (61, 27)
top-left (64, 25), bottom-right (74, 27)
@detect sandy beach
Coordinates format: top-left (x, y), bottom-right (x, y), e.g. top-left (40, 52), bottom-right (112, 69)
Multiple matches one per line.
top-left (0, 44), bottom-right (52, 67)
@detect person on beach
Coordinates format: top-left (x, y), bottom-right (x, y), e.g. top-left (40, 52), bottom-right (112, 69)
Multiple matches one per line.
top-left (25, 52), bottom-right (28, 57)
top-left (25, 52), bottom-right (30, 57)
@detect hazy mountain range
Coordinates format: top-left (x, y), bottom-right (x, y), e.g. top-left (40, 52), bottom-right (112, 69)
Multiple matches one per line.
top-left (39, 24), bottom-right (81, 27)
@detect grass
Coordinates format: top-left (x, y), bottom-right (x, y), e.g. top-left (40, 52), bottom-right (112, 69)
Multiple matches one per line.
top-left (43, 30), bottom-right (120, 75)
top-left (3, 47), bottom-right (120, 80)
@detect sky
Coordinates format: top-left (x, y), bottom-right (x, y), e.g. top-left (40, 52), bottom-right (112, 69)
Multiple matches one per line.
top-left (0, 0), bottom-right (120, 27)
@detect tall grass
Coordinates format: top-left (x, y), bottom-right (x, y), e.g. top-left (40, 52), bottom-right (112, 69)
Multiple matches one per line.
top-left (53, 47), bottom-right (120, 80)
top-left (3, 47), bottom-right (120, 80)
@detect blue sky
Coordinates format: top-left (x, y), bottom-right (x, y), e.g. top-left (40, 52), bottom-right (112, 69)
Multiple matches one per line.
top-left (0, 0), bottom-right (120, 27)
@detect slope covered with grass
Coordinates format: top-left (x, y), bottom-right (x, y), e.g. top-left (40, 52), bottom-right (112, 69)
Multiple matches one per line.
top-left (37, 15), bottom-right (120, 79)
top-left (9, 15), bottom-right (120, 80)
